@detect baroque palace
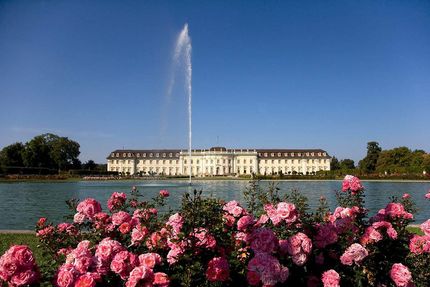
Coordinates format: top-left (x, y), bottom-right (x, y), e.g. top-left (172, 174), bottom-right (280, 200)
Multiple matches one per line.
top-left (107, 147), bottom-right (331, 176)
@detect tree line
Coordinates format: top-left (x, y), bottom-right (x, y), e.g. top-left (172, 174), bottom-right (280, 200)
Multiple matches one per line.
top-left (0, 133), bottom-right (102, 174)
top-left (331, 141), bottom-right (430, 175)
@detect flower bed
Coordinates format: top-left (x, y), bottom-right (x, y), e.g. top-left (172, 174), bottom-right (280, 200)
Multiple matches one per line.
top-left (1, 176), bottom-right (430, 286)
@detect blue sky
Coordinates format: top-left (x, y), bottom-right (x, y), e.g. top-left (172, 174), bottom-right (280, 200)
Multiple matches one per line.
top-left (0, 0), bottom-right (429, 163)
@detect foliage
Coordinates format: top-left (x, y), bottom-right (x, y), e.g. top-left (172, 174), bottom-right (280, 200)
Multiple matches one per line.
top-left (358, 141), bottom-right (382, 173)
top-left (0, 133), bottom-right (81, 173)
top-left (3, 177), bottom-right (430, 287)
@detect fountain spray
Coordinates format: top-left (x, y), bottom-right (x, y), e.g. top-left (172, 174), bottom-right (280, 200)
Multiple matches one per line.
top-left (172, 24), bottom-right (192, 185)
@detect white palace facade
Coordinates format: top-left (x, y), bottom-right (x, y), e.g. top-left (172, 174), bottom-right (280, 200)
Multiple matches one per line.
top-left (107, 147), bottom-right (331, 176)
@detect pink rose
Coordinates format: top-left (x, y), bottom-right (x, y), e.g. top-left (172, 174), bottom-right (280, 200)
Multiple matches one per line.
top-left (420, 219), bottom-right (430, 236)
top-left (159, 189), bottom-right (170, 197)
top-left (342, 175), bottom-right (363, 193)
top-left (111, 211), bottom-right (131, 226)
top-left (138, 253), bottom-right (162, 269)
top-left (206, 257), bottom-right (230, 282)
top-left (250, 228), bottom-right (278, 254)
top-left (131, 225), bottom-right (149, 246)
top-left (74, 273), bottom-right (96, 287)
top-left (237, 215), bottom-right (255, 231)
top-left (10, 270), bottom-right (38, 286)
top-left (340, 243), bottom-right (368, 266)
top-left (166, 213), bottom-right (184, 234)
top-left (390, 263), bottom-right (412, 287)
top-left (76, 198), bottom-right (102, 219)
top-left (154, 272), bottom-right (170, 287)
top-left (107, 192), bottom-right (126, 211)
top-left (276, 202), bottom-right (298, 224)
top-left (125, 266), bottom-right (154, 287)
top-left (321, 269), bottom-right (340, 287)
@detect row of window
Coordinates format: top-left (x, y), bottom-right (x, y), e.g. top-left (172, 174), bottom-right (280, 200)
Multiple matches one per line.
top-left (111, 152), bottom-right (180, 158)
top-left (258, 152), bottom-right (327, 157)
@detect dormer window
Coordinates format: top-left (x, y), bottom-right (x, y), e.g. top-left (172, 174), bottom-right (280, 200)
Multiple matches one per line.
top-left (271, 153), bottom-right (275, 157)
top-left (311, 152), bottom-right (314, 156)
top-left (111, 153), bottom-right (115, 157)
top-left (137, 153), bottom-right (140, 157)
top-left (291, 153), bottom-right (294, 156)
top-left (318, 152), bottom-right (321, 156)
top-left (156, 153), bottom-right (159, 157)
top-left (162, 153), bottom-right (166, 157)
top-left (169, 153), bottom-right (172, 157)
top-left (176, 153), bottom-right (179, 157)
top-left (323, 152), bottom-right (326, 156)
top-left (143, 153), bottom-right (146, 157)
top-left (264, 153), bottom-right (268, 157)
top-left (150, 153), bottom-right (153, 157)
top-left (284, 153), bottom-right (288, 156)
top-left (298, 153), bottom-right (301, 157)
top-left (128, 153), bottom-right (132, 157)
top-left (278, 153), bottom-right (281, 157)
top-left (123, 153), bottom-right (126, 157)
top-left (306, 152), bottom-right (309, 156)
top-left (116, 153), bottom-right (119, 157)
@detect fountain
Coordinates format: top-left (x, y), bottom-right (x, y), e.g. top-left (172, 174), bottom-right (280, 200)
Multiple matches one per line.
top-left (170, 24), bottom-right (192, 185)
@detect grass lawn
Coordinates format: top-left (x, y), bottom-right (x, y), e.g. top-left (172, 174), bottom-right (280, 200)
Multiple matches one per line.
top-left (0, 233), bottom-right (44, 262)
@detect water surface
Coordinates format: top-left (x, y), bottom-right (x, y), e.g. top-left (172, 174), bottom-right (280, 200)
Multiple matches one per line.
top-left (0, 180), bottom-right (429, 229)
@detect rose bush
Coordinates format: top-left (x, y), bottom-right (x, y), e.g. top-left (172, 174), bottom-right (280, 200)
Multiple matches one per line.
top-left (1, 175), bottom-right (430, 286)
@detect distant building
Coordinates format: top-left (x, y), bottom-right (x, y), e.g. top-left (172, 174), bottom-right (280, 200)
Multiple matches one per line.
top-left (106, 147), bottom-right (331, 176)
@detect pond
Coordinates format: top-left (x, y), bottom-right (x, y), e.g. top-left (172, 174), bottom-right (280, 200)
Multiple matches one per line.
top-left (0, 180), bottom-right (429, 230)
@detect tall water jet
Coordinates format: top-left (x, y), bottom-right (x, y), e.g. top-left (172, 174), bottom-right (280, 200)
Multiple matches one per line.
top-left (170, 24), bottom-right (192, 185)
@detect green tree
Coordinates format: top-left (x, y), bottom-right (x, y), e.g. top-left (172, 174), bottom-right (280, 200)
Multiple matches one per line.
top-left (49, 136), bottom-right (80, 172)
top-left (330, 156), bottom-right (340, 170)
top-left (0, 142), bottom-right (25, 168)
top-left (21, 133), bottom-right (80, 171)
top-left (359, 141), bottom-right (381, 173)
top-left (340, 159), bottom-right (355, 170)
top-left (376, 147), bottom-right (426, 174)
top-left (82, 160), bottom-right (97, 170)
top-left (22, 134), bottom-right (54, 168)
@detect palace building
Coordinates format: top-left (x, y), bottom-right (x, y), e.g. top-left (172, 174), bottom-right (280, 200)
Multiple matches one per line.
top-left (106, 147), bottom-right (331, 176)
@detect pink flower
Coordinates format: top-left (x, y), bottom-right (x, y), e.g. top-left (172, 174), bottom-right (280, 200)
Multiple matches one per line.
top-left (321, 269), bottom-right (340, 287)
top-left (276, 202), bottom-right (298, 224)
top-left (76, 198), bottom-right (102, 219)
top-left (223, 201), bottom-right (244, 217)
top-left (250, 228), bottom-right (278, 254)
top-left (131, 225), bottom-right (149, 246)
top-left (402, 193), bottom-right (411, 199)
top-left (74, 273), bottom-right (96, 287)
top-left (420, 219), bottom-right (430, 236)
top-left (340, 243), bottom-right (368, 266)
top-left (342, 175), bottom-right (363, 193)
top-left (247, 253), bottom-right (288, 286)
top-left (110, 251), bottom-right (137, 279)
top-left (264, 204), bottom-right (282, 226)
top-left (167, 244), bottom-right (185, 265)
top-left (390, 263), bottom-right (412, 287)
top-left (286, 233), bottom-right (312, 266)
top-left (36, 226), bottom-right (54, 238)
top-left (166, 213), bottom-right (184, 234)
top-left (73, 213), bottom-right (86, 224)
top-left (425, 191), bottom-right (430, 199)
top-left (287, 232), bottom-right (312, 255)
top-left (159, 189), bottom-right (170, 197)
top-left (237, 215), bottom-right (255, 231)
top-left (154, 272), bottom-right (170, 287)
top-left (37, 217), bottom-right (46, 227)
top-left (119, 222), bottom-right (132, 234)
top-left (125, 266), bottom-right (154, 287)
top-left (55, 265), bottom-right (76, 287)
top-left (193, 228), bottom-right (217, 249)
top-left (107, 192), bottom-right (126, 211)
top-left (111, 211), bottom-right (131, 226)
top-left (206, 257), bottom-right (230, 282)
top-left (360, 226), bottom-right (383, 246)
top-left (409, 235), bottom-right (430, 254)
top-left (384, 203), bottom-right (413, 220)
top-left (0, 245), bottom-right (39, 286)
top-left (138, 253), bottom-right (162, 269)
top-left (315, 223), bottom-right (338, 248)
